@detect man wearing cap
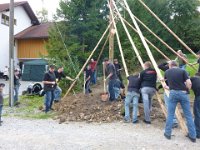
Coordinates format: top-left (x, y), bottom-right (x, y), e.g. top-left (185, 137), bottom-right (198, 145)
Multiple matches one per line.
top-left (0, 83), bottom-right (5, 125)
top-left (164, 60), bottom-right (196, 142)
top-left (43, 65), bottom-right (56, 113)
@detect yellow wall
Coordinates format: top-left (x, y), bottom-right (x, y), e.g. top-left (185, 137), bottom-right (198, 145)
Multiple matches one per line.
top-left (17, 39), bottom-right (48, 59)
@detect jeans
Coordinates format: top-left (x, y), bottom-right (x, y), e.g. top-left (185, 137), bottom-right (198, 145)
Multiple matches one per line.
top-left (124, 91), bottom-right (140, 122)
top-left (44, 90), bottom-right (55, 113)
top-left (54, 86), bottom-right (62, 101)
top-left (14, 85), bottom-right (20, 103)
top-left (194, 96), bottom-right (200, 137)
top-left (108, 79), bottom-right (120, 101)
top-left (85, 80), bottom-right (91, 94)
top-left (0, 105), bottom-right (3, 121)
top-left (165, 90), bottom-right (196, 138)
top-left (141, 87), bottom-right (156, 122)
top-left (91, 71), bottom-right (96, 84)
top-left (164, 93), bottom-right (178, 124)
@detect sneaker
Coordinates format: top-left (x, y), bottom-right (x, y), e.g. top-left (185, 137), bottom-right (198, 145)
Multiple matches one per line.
top-left (54, 100), bottom-right (59, 103)
top-left (124, 119), bottom-right (130, 123)
top-left (172, 123), bottom-right (178, 128)
top-left (186, 134), bottom-right (196, 143)
top-left (164, 133), bottom-right (171, 140)
top-left (143, 119), bottom-right (151, 124)
top-left (133, 120), bottom-right (139, 124)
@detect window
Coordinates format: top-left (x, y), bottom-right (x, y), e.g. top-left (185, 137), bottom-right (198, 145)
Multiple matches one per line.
top-left (1, 14), bottom-right (17, 26)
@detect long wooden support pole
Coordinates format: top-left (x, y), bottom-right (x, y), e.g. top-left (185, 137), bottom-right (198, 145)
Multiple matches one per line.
top-left (96, 34), bottom-right (109, 67)
top-left (138, 0), bottom-right (197, 58)
top-left (123, 0), bottom-right (187, 134)
top-left (62, 24), bottom-right (111, 99)
top-left (108, 0), bottom-right (129, 77)
top-left (121, 17), bottom-right (170, 61)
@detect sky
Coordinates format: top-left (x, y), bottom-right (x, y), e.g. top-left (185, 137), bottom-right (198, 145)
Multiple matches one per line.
top-left (0, 0), bottom-right (60, 20)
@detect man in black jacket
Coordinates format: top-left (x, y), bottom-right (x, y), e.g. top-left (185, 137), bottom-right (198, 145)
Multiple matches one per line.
top-left (139, 61), bottom-right (157, 124)
top-left (43, 65), bottom-right (56, 113)
top-left (190, 73), bottom-right (200, 139)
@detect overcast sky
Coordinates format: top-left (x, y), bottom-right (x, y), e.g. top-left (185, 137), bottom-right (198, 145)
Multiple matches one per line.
top-left (0, 0), bottom-right (60, 20)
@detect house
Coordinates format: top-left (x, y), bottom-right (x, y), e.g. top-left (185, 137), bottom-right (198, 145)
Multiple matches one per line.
top-left (0, 1), bottom-right (51, 73)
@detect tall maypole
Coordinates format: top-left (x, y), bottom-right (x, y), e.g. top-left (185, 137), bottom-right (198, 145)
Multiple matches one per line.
top-left (109, 0), bottom-right (115, 62)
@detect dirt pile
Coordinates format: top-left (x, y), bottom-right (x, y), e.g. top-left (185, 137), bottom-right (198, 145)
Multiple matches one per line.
top-left (54, 83), bottom-right (165, 124)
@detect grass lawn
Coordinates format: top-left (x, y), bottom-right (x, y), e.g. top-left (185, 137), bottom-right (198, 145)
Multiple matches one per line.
top-left (3, 95), bottom-right (57, 119)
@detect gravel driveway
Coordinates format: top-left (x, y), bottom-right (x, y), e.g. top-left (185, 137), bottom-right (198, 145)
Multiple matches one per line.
top-left (0, 118), bottom-right (199, 150)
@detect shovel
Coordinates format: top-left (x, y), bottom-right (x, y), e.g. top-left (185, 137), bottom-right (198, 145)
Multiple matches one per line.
top-left (100, 62), bottom-right (108, 101)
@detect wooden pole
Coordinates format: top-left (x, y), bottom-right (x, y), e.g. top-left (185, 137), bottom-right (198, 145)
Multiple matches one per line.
top-left (109, 0), bottom-right (114, 62)
top-left (96, 35), bottom-right (109, 66)
top-left (123, 0), bottom-right (188, 134)
top-left (138, 0), bottom-right (197, 58)
top-left (120, 15), bottom-right (171, 61)
top-left (108, 0), bottom-right (129, 77)
top-left (62, 24), bottom-right (111, 99)
top-left (112, 1), bottom-right (144, 69)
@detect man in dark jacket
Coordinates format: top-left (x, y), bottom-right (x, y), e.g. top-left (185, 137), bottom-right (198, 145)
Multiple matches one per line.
top-left (104, 58), bottom-right (121, 101)
top-left (14, 69), bottom-right (20, 106)
top-left (139, 61), bottom-right (157, 124)
top-left (54, 66), bottom-right (74, 102)
top-left (43, 65), bottom-right (56, 113)
top-left (0, 83), bottom-right (5, 126)
top-left (190, 73), bottom-right (200, 139)
top-left (124, 74), bottom-right (141, 123)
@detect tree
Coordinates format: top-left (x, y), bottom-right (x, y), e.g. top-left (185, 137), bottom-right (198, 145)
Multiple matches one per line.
top-left (36, 8), bottom-right (49, 23)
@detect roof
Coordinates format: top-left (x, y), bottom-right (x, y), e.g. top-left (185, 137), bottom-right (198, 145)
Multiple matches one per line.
top-left (24, 59), bottom-right (48, 65)
top-left (0, 1), bottom-right (39, 25)
top-left (15, 22), bottom-right (53, 39)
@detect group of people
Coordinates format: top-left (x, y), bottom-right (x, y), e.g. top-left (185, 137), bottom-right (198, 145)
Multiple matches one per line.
top-left (124, 50), bottom-right (200, 143)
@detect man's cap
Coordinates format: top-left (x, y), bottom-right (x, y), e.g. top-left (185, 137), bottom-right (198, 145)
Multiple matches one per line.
top-left (103, 58), bottom-right (109, 62)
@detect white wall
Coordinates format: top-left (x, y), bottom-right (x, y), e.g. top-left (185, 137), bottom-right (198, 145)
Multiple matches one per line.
top-left (0, 6), bottom-right (33, 71)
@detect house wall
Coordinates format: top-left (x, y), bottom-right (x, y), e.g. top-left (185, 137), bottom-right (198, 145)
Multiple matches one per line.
top-left (17, 39), bottom-right (48, 59)
top-left (0, 6), bottom-right (32, 71)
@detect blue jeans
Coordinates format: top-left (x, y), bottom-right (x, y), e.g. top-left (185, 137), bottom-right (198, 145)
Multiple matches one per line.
top-left (14, 85), bottom-right (20, 103)
top-left (0, 105), bottom-right (3, 121)
top-left (54, 86), bottom-right (62, 101)
top-left (164, 93), bottom-right (178, 124)
top-left (124, 91), bottom-right (140, 122)
top-left (44, 90), bottom-right (55, 113)
top-left (165, 90), bottom-right (196, 138)
top-left (194, 96), bottom-right (200, 137)
top-left (91, 71), bottom-right (97, 84)
top-left (108, 79), bottom-right (120, 101)
top-left (141, 87), bottom-right (156, 122)
top-left (85, 80), bottom-right (91, 94)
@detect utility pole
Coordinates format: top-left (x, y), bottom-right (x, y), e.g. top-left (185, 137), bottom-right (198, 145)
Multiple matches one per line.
top-left (109, 0), bottom-right (115, 62)
top-left (9, 0), bottom-right (14, 107)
